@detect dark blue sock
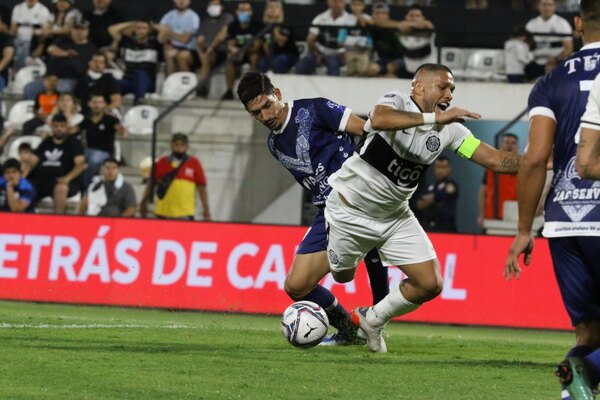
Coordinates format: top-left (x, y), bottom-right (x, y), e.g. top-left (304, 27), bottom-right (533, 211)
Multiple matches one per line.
top-left (301, 285), bottom-right (352, 333)
top-left (364, 248), bottom-right (390, 305)
top-left (584, 349), bottom-right (600, 386)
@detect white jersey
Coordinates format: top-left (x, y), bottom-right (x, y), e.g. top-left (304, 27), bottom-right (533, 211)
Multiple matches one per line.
top-left (525, 14), bottom-right (572, 66)
top-left (328, 90), bottom-right (471, 219)
top-left (11, 2), bottom-right (51, 42)
top-left (580, 72), bottom-right (600, 132)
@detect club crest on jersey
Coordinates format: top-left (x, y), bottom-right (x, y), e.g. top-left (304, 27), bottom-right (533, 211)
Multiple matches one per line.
top-left (426, 136), bottom-right (441, 152)
top-left (328, 249), bottom-right (339, 265)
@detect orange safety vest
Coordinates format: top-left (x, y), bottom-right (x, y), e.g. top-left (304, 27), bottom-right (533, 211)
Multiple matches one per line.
top-left (485, 170), bottom-right (517, 219)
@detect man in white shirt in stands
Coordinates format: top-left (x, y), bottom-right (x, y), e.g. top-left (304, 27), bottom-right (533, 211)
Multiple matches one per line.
top-left (10, 0), bottom-right (51, 70)
top-left (525, 0), bottom-right (573, 80)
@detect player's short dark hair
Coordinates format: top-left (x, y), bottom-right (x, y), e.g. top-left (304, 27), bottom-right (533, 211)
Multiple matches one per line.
top-left (2, 158), bottom-right (21, 173)
top-left (503, 133), bottom-right (519, 142)
top-left (414, 63), bottom-right (454, 77)
top-left (18, 142), bottom-right (33, 153)
top-left (237, 72), bottom-right (275, 107)
top-left (580, 0), bottom-right (600, 25)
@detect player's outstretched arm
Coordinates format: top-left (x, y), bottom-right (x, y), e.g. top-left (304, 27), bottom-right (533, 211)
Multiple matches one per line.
top-left (469, 141), bottom-right (521, 174)
top-left (369, 105), bottom-right (480, 131)
top-left (345, 113), bottom-right (367, 137)
top-left (576, 127), bottom-right (600, 179)
top-left (435, 107), bottom-right (481, 124)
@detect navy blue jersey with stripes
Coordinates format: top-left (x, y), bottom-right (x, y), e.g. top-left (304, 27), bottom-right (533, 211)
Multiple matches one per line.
top-left (528, 42), bottom-right (600, 237)
top-left (267, 97), bottom-right (355, 208)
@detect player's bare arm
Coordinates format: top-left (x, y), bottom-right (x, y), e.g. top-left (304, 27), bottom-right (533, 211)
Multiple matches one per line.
top-left (576, 127), bottom-right (600, 179)
top-left (505, 115), bottom-right (555, 280)
top-left (345, 113), bottom-right (367, 137)
top-left (369, 105), bottom-right (479, 131)
top-left (470, 141), bottom-right (521, 174)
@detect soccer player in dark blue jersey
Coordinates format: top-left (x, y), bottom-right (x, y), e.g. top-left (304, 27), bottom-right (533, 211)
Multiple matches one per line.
top-left (237, 72), bottom-right (389, 345)
top-left (505, 1), bottom-right (600, 398)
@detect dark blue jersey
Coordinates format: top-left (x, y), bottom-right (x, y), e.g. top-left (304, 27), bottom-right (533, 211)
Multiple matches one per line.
top-left (0, 177), bottom-right (36, 213)
top-left (528, 42), bottom-right (600, 237)
top-left (267, 98), bottom-right (355, 208)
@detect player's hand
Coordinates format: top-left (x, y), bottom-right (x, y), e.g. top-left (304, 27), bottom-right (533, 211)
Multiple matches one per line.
top-left (435, 107), bottom-right (481, 124)
top-left (504, 232), bottom-right (534, 280)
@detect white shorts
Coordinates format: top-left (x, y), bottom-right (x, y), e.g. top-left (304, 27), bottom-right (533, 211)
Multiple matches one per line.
top-left (324, 190), bottom-right (437, 272)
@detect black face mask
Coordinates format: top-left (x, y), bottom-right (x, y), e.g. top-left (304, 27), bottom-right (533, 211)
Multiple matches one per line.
top-left (172, 151), bottom-right (186, 160)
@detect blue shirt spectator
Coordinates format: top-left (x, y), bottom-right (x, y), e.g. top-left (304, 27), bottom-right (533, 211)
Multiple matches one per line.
top-left (160, 1), bottom-right (200, 50)
top-left (0, 158), bottom-right (36, 213)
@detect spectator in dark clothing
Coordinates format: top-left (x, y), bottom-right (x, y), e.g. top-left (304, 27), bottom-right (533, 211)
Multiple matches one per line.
top-left (22, 74), bottom-right (60, 136)
top-left (73, 52), bottom-right (122, 115)
top-left (109, 20), bottom-right (168, 103)
top-left (32, 0), bottom-right (83, 58)
top-left (26, 113), bottom-right (86, 214)
top-left (258, 0), bottom-right (299, 74)
top-left (367, 2), bottom-right (405, 76)
top-left (0, 158), bottom-right (36, 213)
top-left (83, 0), bottom-right (122, 49)
top-left (76, 93), bottom-right (126, 187)
top-left (0, 30), bottom-right (14, 133)
top-left (24, 19), bottom-right (97, 100)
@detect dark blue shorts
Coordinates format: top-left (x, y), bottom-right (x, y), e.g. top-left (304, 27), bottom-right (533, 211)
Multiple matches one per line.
top-left (549, 236), bottom-right (600, 326)
top-left (297, 209), bottom-right (327, 254)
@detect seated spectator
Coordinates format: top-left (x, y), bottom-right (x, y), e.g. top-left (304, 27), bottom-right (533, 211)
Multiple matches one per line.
top-left (17, 142), bottom-right (35, 176)
top-left (24, 19), bottom-right (97, 100)
top-left (76, 93), bottom-right (126, 187)
top-left (22, 74), bottom-right (60, 136)
top-left (295, 0), bottom-right (357, 77)
top-left (26, 113), bottom-right (85, 214)
top-left (109, 20), bottom-right (168, 104)
top-left (366, 1), bottom-right (405, 77)
top-left (0, 30), bottom-right (14, 132)
top-left (160, 0), bottom-right (200, 75)
top-left (24, 92), bottom-right (83, 136)
top-left (73, 52), bottom-right (122, 116)
top-left (0, 158), bottom-right (36, 213)
top-left (32, 0), bottom-right (82, 58)
top-left (10, 0), bottom-right (51, 70)
top-left (258, 0), bottom-right (299, 75)
top-left (195, 0), bottom-right (233, 98)
top-left (394, 5), bottom-right (436, 78)
top-left (83, 0), bottom-right (122, 50)
top-left (338, 0), bottom-right (372, 77)
top-left (79, 157), bottom-right (136, 217)
top-left (221, 1), bottom-right (264, 100)
top-left (505, 25), bottom-right (534, 83)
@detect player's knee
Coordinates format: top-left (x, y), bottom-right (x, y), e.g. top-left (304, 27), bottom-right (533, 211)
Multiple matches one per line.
top-left (284, 278), bottom-right (309, 301)
top-left (419, 275), bottom-right (443, 301)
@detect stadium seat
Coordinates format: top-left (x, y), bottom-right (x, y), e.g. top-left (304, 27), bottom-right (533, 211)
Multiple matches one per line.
top-left (6, 100), bottom-right (35, 130)
top-left (8, 65), bottom-right (46, 95)
top-left (123, 105), bottom-right (159, 135)
top-left (159, 72), bottom-right (198, 100)
top-left (462, 49), bottom-right (506, 82)
top-left (6, 135), bottom-right (42, 159)
top-left (440, 47), bottom-right (467, 79)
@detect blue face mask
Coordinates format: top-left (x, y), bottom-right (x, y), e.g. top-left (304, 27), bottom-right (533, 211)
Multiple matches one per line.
top-left (238, 11), bottom-right (251, 23)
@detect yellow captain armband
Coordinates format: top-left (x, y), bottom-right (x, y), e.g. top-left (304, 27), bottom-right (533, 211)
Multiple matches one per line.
top-left (456, 133), bottom-right (481, 159)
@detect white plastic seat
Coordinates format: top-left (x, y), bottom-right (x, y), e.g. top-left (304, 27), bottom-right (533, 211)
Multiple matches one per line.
top-left (6, 135), bottom-right (42, 159)
top-left (123, 105), bottom-right (159, 135)
top-left (7, 100), bottom-right (36, 130)
top-left (8, 65), bottom-right (46, 95)
top-left (440, 47), bottom-right (467, 79)
top-left (462, 49), bottom-right (506, 81)
top-left (159, 72), bottom-right (198, 100)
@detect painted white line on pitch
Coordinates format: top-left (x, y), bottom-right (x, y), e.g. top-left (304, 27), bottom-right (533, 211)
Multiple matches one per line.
top-left (0, 323), bottom-right (193, 329)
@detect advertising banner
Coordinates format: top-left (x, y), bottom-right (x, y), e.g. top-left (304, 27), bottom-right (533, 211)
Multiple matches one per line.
top-left (0, 214), bottom-right (570, 330)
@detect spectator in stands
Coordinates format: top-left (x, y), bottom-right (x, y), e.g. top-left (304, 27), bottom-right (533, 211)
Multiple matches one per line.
top-left (160, 0), bottom-right (200, 76)
top-left (295, 0), bottom-right (357, 76)
top-left (477, 133), bottom-right (520, 229)
top-left (22, 74), bottom-right (60, 136)
top-left (10, 0), bottom-right (51, 70)
top-left (415, 156), bottom-right (459, 233)
top-left (504, 25), bottom-right (534, 83)
top-left (24, 92), bottom-right (83, 136)
top-left (339, 0), bottom-right (372, 77)
top-left (393, 5), bottom-right (436, 78)
top-left (258, 0), bottom-right (299, 75)
top-left (195, 0), bottom-right (233, 98)
top-left (76, 93), bottom-right (126, 187)
top-left (366, 2), bottom-right (405, 77)
top-left (33, 0), bottom-right (82, 58)
top-left (221, 1), bottom-right (264, 100)
top-left (0, 158), bottom-right (36, 213)
top-left (140, 133), bottom-right (211, 221)
top-left (0, 28), bottom-right (14, 133)
top-left (525, 0), bottom-right (573, 80)
top-left (79, 157), bottom-right (136, 217)
top-left (26, 113), bottom-right (85, 214)
top-left (83, 0), bottom-right (122, 49)
top-left (109, 20), bottom-right (168, 104)
top-left (73, 52), bottom-right (122, 116)
top-left (17, 142), bottom-right (35, 177)
top-left (24, 19), bottom-right (97, 100)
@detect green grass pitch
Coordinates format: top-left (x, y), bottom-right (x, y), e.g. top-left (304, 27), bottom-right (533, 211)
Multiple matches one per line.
top-left (0, 300), bottom-right (573, 399)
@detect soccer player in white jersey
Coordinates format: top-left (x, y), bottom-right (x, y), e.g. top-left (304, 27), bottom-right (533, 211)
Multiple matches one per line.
top-left (325, 63), bottom-right (521, 353)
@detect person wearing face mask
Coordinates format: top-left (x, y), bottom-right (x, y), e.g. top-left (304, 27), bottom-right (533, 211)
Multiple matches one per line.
top-left (159, 0), bottom-right (201, 76)
top-left (195, 0), bottom-right (233, 98)
top-left (221, 1), bottom-right (263, 100)
top-left (73, 51), bottom-right (122, 116)
top-left (140, 133), bottom-right (211, 221)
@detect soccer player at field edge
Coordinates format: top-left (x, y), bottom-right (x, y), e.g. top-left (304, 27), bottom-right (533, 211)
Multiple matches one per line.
top-left (237, 71), bottom-right (390, 346)
top-left (324, 63), bottom-right (520, 353)
top-left (505, 1), bottom-right (600, 399)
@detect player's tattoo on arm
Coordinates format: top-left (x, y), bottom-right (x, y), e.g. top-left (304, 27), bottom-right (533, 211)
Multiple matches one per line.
top-left (499, 155), bottom-right (520, 173)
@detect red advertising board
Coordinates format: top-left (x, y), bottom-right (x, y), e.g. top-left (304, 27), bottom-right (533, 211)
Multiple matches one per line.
top-left (0, 213), bottom-right (571, 330)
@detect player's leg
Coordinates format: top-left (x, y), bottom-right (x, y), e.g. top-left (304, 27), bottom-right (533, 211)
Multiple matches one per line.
top-left (364, 248), bottom-right (389, 305)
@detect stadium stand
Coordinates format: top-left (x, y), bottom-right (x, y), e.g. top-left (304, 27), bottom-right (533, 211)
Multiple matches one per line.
top-left (153, 71), bottom-right (198, 101)
top-left (6, 100), bottom-right (35, 130)
top-left (6, 135), bottom-right (42, 160)
top-left (461, 49), bottom-right (506, 81)
top-left (8, 64), bottom-right (45, 95)
top-left (123, 105), bottom-right (159, 135)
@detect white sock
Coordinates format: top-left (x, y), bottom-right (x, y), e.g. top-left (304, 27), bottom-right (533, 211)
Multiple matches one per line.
top-left (366, 283), bottom-right (420, 327)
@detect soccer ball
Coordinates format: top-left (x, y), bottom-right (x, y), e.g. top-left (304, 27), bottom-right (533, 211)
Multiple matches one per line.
top-left (280, 301), bottom-right (329, 348)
